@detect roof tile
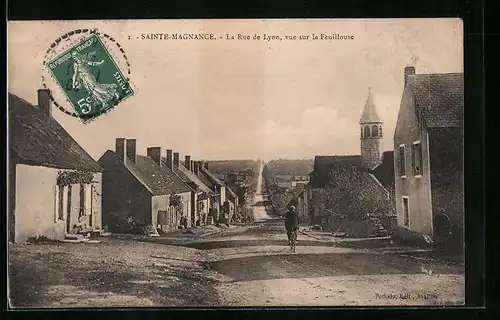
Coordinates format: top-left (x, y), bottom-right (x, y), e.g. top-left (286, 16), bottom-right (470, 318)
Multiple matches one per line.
top-left (166, 159), bottom-right (213, 194)
top-left (9, 93), bottom-right (101, 172)
top-left (408, 73), bottom-right (464, 128)
top-left (124, 155), bottom-right (192, 196)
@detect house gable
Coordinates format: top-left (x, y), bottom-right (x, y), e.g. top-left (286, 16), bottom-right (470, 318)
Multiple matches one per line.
top-left (372, 151), bottom-right (395, 193)
top-left (98, 150), bottom-right (154, 195)
top-left (394, 85), bottom-right (423, 146)
top-left (200, 168), bottom-right (225, 187)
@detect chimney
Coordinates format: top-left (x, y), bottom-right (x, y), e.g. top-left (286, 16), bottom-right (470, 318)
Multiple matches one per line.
top-left (126, 139), bottom-right (137, 163)
top-left (190, 160), bottom-right (195, 172)
top-left (174, 152), bottom-right (180, 167)
top-left (185, 155), bottom-right (191, 170)
top-left (199, 161), bottom-right (204, 171)
top-left (166, 150), bottom-right (173, 169)
top-left (404, 66), bottom-right (415, 87)
top-left (115, 138), bottom-right (126, 162)
top-left (37, 89), bottom-right (52, 117)
top-left (194, 161), bottom-right (199, 175)
top-left (204, 162), bottom-right (209, 170)
top-left (147, 147), bottom-right (162, 166)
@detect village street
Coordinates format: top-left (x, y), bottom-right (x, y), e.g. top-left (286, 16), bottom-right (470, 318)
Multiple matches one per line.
top-left (184, 166), bottom-right (465, 306)
top-left (8, 204), bottom-right (465, 308)
top-left (9, 162), bottom-right (465, 308)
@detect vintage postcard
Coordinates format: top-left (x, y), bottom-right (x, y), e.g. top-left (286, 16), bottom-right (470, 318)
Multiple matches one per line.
top-left (7, 18), bottom-right (464, 308)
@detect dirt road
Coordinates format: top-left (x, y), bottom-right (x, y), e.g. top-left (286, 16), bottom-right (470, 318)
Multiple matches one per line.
top-left (178, 163), bottom-right (465, 306)
top-left (179, 218), bottom-right (464, 306)
top-left (8, 239), bottom-right (219, 308)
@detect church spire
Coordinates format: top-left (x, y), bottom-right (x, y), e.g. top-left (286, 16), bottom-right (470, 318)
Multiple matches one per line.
top-left (359, 86), bottom-right (382, 124)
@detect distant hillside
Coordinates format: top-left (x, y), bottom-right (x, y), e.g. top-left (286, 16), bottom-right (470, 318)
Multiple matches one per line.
top-left (206, 160), bottom-right (260, 174)
top-left (265, 159), bottom-right (314, 176)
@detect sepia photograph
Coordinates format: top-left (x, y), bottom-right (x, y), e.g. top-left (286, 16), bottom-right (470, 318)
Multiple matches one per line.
top-left (7, 18), bottom-right (465, 308)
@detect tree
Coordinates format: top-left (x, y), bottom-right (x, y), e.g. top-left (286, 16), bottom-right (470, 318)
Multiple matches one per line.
top-left (169, 194), bottom-right (184, 217)
top-left (315, 166), bottom-right (395, 222)
top-left (270, 186), bottom-right (304, 216)
top-left (235, 184), bottom-right (248, 204)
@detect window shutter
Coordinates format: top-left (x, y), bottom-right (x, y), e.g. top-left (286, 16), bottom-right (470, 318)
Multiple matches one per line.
top-left (54, 185), bottom-right (59, 223)
top-left (85, 184), bottom-right (92, 217)
top-left (62, 185), bottom-right (68, 221)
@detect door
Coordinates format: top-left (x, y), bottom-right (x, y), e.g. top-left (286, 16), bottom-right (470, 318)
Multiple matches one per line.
top-left (402, 197), bottom-right (410, 228)
top-left (79, 184), bottom-right (85, 220)
top-left (89, 185), bottom-right (93, 227)
top-left (66, 185), bottom-right (72, 233)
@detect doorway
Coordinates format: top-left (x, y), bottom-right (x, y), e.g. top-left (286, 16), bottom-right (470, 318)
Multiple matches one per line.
top-left (402, 196), bottom-right (410, 228)
top-left (66, 185), bottom-right (72, 233)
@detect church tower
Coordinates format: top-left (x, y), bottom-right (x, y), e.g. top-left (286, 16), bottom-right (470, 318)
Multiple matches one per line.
top-left (360, 87), bottom-right (383, 169)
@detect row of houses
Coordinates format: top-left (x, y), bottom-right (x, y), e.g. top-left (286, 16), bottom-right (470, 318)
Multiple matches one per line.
top-left (8, 89), bottom-right (239, 243)
top-left (293, 66), bottom-right (464, 247)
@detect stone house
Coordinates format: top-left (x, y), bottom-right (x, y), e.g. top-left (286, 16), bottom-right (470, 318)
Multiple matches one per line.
top-left (393, 67), bottom-right (464, 246)
top-left (163, 152), bottom-right (214, 226)
top-left (295, 187), bottom-right (309, 224)
top-left (98, 139), bottom-right (193, 233)
top-left (190, 161), bottom-right (227, 222)
top-left (9, 89), bottom-right (103, 242)
top-left (225, 186), bottom-right (239, 221)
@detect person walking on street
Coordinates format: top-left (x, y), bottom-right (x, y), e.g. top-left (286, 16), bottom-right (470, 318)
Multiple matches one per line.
top-left (285, 205), bottom-right (299, 246)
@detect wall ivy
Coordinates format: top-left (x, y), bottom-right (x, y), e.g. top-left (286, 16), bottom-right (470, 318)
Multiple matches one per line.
top-left (57, 170), bottom-right (94, 186)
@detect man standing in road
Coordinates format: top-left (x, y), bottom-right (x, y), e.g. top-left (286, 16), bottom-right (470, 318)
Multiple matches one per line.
top-left (285, 205), bottom-right (299, 246)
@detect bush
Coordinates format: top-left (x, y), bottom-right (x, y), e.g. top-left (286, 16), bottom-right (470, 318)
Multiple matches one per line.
top-left (391, 226), bottom-right (433, 248)
top-left (26, 235), bottom-right (61, 245)
top-left (106, 212), bottom-right (155, 235)
top-left (137, 225), bottom-right (158, 236)
top-left (118, 216), bottom-right (138, 233)
top-left (156, 228), bottom-right (168, 236)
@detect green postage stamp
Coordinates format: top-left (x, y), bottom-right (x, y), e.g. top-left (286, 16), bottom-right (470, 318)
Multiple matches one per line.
top-left (46, 33), bottom-right (134, 122)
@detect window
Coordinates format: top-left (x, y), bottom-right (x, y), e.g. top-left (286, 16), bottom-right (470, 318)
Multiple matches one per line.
top-left (79, 184), bottom-right (85, 218)
top-left (58, 186), bottom-right (64, 220)
top-left (402, 196), bottom-right (410, 228)
top-left (89, 185), bottom-right (93, 227)
top-left (379, 126), bottom-right (383, 137)
top-left (371, 125), bottom-right (379, 137)
top-left (411, 142), bottom-right (423, 176)
top-left (360, 127), bottom-right (363, 138)
top-left (398, 145), bottom-right (406, 177)
top-left (169, 206), bottom-right (175, 226)
top-left (364, 126), bottom-right (370, 138)
top-left (66, 185), bottom-right (72, 232)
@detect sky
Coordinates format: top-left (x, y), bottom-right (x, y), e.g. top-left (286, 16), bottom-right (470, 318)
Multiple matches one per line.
top-left (8, 19), bottom-right (463, 161)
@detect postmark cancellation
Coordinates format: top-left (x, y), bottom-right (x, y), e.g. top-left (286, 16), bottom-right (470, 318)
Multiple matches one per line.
top-left (44, 31), bottom-right (134, 123)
